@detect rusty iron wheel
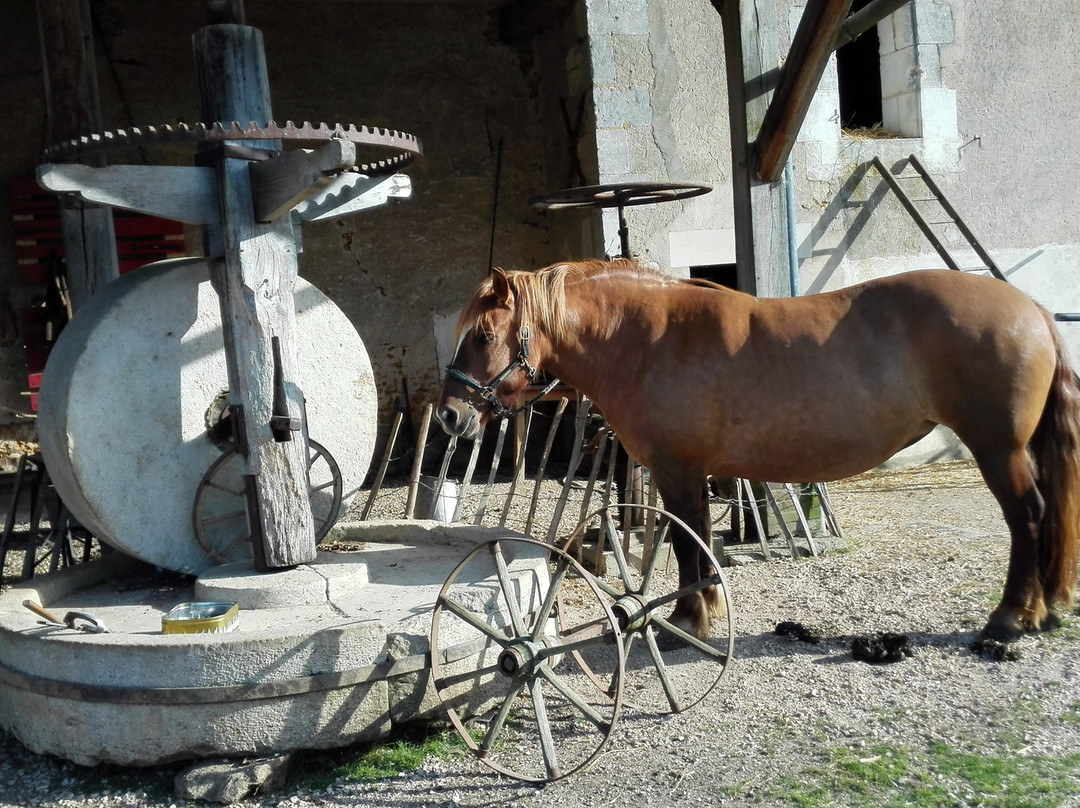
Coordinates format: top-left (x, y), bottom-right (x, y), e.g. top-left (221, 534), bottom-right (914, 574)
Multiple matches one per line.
top-left (191, 439), bottom-right (343, 565)
top-left (561, 504), bottom-right (735, 715)
top-left (429, 537), bottom-right (624, 783)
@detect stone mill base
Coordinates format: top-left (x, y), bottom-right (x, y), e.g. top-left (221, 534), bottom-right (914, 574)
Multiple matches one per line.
top-left (0, 521), bottom-right (548, 766)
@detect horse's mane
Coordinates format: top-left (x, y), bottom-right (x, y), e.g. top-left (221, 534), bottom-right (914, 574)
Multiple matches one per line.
top-left (458, 259), bottom-right (677, 343)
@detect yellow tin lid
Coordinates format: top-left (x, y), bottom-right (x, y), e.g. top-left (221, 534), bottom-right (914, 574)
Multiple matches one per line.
top-left (162, 601), bottom-right (239, 634)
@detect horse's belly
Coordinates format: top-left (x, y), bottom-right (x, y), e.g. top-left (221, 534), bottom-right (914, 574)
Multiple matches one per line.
top-left (700, 410), bottom-right (931, 483)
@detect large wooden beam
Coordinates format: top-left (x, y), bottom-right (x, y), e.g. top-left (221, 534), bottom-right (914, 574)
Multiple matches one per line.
top-left (714, 0), bottom-right (792, 298)
top-left (35, 0), bottom-right (119, 309)
top-left (754, 0), bottom-right (853, 183)
top-left (834, 0), bottom-right (911, 49)
top-left (194, 22), bottom-right (317, 570)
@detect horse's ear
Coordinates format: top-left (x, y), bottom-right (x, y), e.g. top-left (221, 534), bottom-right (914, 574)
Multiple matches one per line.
top-left (490, 267), bottom-right (514, 309)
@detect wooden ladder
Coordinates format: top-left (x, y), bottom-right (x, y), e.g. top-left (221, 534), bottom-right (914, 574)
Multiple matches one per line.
top-left (870, 154), bottom-right (1007, 282)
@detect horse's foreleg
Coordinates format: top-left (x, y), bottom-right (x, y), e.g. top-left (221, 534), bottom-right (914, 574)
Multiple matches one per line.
top-left (655, 474), bottom-right (712, 639)
top-left (976, 448), bottom-right (1047, 642)
top-left (696, 484), bottom-right (726, 620)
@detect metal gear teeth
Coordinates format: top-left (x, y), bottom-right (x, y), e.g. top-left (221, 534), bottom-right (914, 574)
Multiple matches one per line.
top-left (41, 120), bottom-right (423, 163)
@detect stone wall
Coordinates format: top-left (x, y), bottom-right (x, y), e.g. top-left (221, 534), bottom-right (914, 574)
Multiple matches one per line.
top-left (0, 0), bottom-right (568, 445)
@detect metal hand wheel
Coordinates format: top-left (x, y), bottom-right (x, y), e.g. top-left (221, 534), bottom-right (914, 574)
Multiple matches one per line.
top-left (429, 537), bottom-right (625, 782)
top-left (531, 182), bottom-right (713, 259)
top-left (530, 181), bottom-right (712, 211)
top-left (192, 438), bottom-right (343, 564)
top-left (562, 504), bottom-right (734, 714)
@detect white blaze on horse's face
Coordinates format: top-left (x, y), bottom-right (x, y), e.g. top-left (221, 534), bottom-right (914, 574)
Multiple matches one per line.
top-left (436, 283), bottom-right (524, 439)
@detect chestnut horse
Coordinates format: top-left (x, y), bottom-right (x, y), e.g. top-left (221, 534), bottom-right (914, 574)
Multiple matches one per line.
top-left (435, 260), bottom-right (1080, 644)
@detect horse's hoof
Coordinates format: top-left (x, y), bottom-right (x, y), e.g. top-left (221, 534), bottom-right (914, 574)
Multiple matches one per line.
top-left (1039, 610), bottom-right (1063, 632)
top-left (703, 585), bottom-right (728, 621)
top-left (667, 607), bottom-right (709, 642)
top-left (977, 617), bottom-right (1024, 644)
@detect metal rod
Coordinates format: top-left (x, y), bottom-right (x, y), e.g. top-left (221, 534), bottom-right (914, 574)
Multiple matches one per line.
top-left (547, 395), bottom-right (591, 543)
top-left (525, 397), bottom-right (568, 535)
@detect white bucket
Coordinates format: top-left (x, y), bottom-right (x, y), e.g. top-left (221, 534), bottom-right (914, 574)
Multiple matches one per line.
top-left (417, 475), bottom-right (459, 522)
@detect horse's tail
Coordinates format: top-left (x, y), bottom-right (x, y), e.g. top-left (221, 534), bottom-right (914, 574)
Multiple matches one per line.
top-left (1032, 310), bottom-right (1080, 610)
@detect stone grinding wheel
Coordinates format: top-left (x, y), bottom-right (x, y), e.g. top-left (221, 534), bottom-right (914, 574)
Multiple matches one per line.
top-left (38, 257), bottom-right (378, 575)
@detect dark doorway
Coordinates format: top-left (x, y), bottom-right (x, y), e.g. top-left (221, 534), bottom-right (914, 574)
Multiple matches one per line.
top-left (836, 0), bottom-right (884, 130)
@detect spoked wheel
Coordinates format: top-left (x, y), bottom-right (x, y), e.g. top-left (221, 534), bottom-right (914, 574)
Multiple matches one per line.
top-left (562, 505), bottom-right (734, 715)
top-left (192, 439), bottom-right (344, 564)
top-left (429, 537), bottom-right (625, 783)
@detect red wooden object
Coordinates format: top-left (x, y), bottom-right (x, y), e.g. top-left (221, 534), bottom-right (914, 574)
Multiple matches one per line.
top-left (9, 176), bottom-right (187, 411)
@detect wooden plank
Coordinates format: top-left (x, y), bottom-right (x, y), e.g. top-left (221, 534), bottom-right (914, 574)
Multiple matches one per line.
top-left (500, 408), bottom-right (533, 527)
top-left (754, 0), bottom-right (854, 182)
top-left (740, 478), bottom-right (772, 560)
top-left (547, 395), bottom-right (591, 544)
top-left (36, 0), bottom-right (119, 310)
top-left (473, 419), bottom-right (510, 525)
top-left (784, 483), bottom-right (819, 557)
top-left (714, 0), bottom-right (792, 298)
top-left (360, 411), bottom-right (402, 520)
top-left (249, 141), bottom-right (357, 222)
top-left (763, 483), bottom-right (801, 558)
top-left (36, 164), bottom-right (219, 225)
top-left (451, 433), bottom-right (484, 523)
top-left (428, 435), bottom-right (458, 520)
top-left (404, 403), bottom-right (433, 519)
top-left (525, 397), bottom-right (568, 535)
top-left (578, 428), bottom-right (608, 526)
top-left (193, 22), bottom-right (315, 570)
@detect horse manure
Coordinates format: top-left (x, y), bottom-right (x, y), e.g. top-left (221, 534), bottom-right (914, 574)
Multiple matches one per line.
top-left (851, 632), bottom-right (913, 663)
top-left (774, 621), bottom-right (821, 644)
top-left (969, 638), bottom-right (1022, 662)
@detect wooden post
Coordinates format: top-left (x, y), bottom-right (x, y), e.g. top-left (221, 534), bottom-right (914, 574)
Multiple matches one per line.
top-left (36, 0), bottom-right (119, 310)
top-left (192, 20), bottom-right (316, 569)
top-left (714, 0), bottom-right (792, 298)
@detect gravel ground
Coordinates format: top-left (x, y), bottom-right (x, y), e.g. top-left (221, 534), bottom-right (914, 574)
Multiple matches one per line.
top-left (2, 459), bottom-right (1080, 807)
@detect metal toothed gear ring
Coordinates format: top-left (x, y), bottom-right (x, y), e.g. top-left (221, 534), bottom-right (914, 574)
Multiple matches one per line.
top-left (42, 120), bottom-right (423, 173)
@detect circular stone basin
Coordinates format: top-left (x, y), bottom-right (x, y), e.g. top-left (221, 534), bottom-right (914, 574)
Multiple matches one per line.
top-left (0, 521), bottom-right (549, 766)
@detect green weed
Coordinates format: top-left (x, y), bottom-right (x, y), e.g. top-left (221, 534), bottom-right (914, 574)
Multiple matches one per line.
top-left (293, 727), bottom-right (468, 789)
top-left (767, 741), bottom-right (1080, 808)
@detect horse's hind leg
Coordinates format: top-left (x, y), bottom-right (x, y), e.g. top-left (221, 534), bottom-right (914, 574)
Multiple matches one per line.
top-left (975, 446), bottom-right (1047, 642)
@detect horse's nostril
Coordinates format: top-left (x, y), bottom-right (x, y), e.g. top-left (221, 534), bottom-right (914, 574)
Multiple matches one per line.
top-left (436, 405), bottom-right (457, 431)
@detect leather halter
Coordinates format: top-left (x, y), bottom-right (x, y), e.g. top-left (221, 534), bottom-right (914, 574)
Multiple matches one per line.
top-left (444, 325), bottom-right (560, 418)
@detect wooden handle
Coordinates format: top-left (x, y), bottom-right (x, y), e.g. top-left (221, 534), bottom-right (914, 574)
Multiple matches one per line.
top-left (22, 599), bottom-right (64, 625)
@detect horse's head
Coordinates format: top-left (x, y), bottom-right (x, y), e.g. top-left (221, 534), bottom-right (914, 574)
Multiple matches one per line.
top-left (436, 267), bottom-right (540, 439)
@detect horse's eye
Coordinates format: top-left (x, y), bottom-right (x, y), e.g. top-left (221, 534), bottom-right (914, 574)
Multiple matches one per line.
top-left (475, 331), bottom-right (495, 347)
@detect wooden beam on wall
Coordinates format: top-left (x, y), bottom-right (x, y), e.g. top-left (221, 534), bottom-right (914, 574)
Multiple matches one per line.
top-left (753, 0), bottom-right (853, 183)
top-left (714, 0), bottom-right (792, 298)
top-left (834, 0), bottom-right (910, 49)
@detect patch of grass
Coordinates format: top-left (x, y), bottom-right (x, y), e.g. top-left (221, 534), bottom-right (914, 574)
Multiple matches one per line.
top-left (1061, 702), bottom-right (1080, 727)
top-left (767, 741), bottom-right (1080, 808)
top-left (292, 727), bottom-right (468, 790)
